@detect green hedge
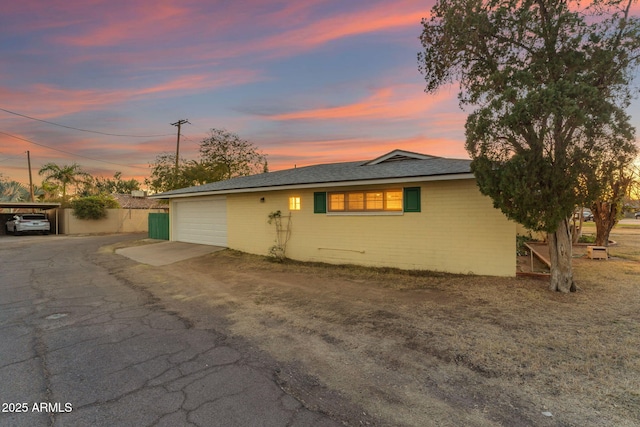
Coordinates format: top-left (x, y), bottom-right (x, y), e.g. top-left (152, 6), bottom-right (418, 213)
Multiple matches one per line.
top-left (71, 195), bottom-right (120, 220)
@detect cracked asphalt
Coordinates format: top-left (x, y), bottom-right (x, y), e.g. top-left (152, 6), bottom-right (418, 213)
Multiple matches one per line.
top-left (0, 234), bottom-right (342, 427)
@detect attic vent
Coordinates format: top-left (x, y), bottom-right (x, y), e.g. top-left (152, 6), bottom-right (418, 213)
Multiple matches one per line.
top-left (380, 154), bottom-right (420, 163)
top-left (364, 150), bottom-right (438, 166)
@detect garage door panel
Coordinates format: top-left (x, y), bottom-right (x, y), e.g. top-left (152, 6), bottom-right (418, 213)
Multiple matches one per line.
top-left (173, 198), bottom-right (227, 246)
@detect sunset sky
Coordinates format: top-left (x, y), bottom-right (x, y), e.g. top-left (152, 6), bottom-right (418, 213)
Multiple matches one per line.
top-left (1, 0), bottom-right (639, 188)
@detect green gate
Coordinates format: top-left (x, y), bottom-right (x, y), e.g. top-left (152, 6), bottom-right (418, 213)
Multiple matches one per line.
top-left (148, 213), bottom-right (169, 240)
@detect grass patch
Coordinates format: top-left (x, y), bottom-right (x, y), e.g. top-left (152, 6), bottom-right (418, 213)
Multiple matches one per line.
top-left (614, 223), bottom-right (640, 229)
top-left (578, 233), bottom-right (596, 243)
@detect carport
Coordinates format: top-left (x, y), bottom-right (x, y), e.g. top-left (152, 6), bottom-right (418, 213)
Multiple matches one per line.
top-left (0, 202), bottom-right (61, 235)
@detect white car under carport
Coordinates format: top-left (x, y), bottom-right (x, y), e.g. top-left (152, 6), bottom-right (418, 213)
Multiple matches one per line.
top-left (6, 213), bottom-right (50, 235)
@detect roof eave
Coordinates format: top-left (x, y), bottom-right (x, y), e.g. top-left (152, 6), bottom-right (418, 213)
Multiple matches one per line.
top-left (150, 173), bottom-right (475, 199)
top-left (0, 202), bottom-right (62, 209)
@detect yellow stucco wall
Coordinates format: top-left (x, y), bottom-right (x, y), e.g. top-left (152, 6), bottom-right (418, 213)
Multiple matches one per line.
top-left (226, 179), bottom-right (515, 276)
top-left (515, 222), bottom-right (546, 241)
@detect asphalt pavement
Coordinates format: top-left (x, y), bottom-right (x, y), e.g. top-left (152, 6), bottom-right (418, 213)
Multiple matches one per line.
top-left (0, 234), bottom-right (341, 427)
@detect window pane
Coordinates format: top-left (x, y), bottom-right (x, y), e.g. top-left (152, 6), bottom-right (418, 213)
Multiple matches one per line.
top-left (365, 192), bottom-right (383, 210)
top-left (289, 196), bottom-right (300, 210)
top-left (329, 189), bottom-right (404, 212)
top-left (385, 190), bottom-right (403, 211)
top-left (347, 192), bottom-right (364, 210)
top-left (329, 193), bottom-right (345, 211)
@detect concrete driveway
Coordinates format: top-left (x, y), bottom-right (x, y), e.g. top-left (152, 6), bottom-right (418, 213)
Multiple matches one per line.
top-left (0, 234), bottom-right (341, 427)
top-left (115, 240), bottom-right (225, 266)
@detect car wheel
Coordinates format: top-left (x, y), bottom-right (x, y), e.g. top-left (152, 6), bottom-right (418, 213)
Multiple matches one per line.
top-left (13, 229), bottom-right (20, 236)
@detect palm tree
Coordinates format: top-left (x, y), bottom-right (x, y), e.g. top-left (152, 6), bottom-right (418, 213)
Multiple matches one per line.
top-left (31, 184), bottom-right (48, 201)
top-left (38, 162), bottom-right (91, 200)
top-left (0, 180), bottom-right (30, 202)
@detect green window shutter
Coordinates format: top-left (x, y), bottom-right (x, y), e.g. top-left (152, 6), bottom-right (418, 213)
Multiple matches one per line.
top-left (314, 192), bottom-right (327, 213)
top-left (403, 187), bottom-right (421, 212)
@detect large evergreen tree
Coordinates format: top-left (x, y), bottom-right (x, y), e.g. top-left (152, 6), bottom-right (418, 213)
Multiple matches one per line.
top-left (419, 0), bottom-right (640, 292)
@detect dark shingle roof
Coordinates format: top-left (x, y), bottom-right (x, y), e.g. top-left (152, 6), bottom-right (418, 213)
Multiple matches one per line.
top-left (154, 151), bottom-right (472, 198)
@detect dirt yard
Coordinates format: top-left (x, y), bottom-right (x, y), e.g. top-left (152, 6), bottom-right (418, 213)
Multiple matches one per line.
top-left (104, 226), bottom-right (640, 427)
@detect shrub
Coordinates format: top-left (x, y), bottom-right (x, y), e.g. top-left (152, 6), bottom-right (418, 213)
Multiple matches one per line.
top-left (516, 234), bottom-right (536, 256)
top-left (578, 234), bottom-right (596, 244)
top-left (71, 195), bottom-right (120, 220)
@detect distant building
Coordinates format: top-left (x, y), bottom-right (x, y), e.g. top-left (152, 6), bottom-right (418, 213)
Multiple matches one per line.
top-left (111, 193), bottom-right (168, 210)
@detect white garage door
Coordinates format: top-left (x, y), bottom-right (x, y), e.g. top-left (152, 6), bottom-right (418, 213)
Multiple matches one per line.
top-left (173, 197), bottom-right (227, 246)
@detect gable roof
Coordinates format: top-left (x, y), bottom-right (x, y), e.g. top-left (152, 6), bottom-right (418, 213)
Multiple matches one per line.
top-left (152, 150), bottom-right (473, 199)
top-left (364, 149), bottom-right (439, 165)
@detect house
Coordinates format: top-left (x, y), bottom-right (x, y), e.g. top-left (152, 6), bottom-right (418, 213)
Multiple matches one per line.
top-left (152, 150), bottom-right (515, 276)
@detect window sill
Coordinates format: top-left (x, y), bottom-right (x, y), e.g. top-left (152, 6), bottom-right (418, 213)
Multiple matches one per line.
top-left (326, 211), bottom-right (404, 216)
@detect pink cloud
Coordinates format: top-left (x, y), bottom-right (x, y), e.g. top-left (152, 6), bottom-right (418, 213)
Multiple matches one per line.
top-left (0, 69), bottom-right (260, 120)
top-left (248, 1), bottom-right (429, 58)
top-left (267, 84), bottom-right (454, 122)
top-left (0, 129), bottom-right (166, 186)
top-left (2, 0), bottom-right (197, 46)
top-left (59, 0), bottom-right (427, 52)
top-left (56, 2), bottom-right (192, 47)
top-left (275, 10), bottom-right (424, 47)
top-left (75, 1), bottom-right (430, 65)
top-left (0, 0), bottom-right (432, 91)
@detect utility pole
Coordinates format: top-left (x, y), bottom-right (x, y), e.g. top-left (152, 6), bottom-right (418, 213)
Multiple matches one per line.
top-left (26, 150), bottom-right (35, 202)
top-left (171, 119), bottom-right (190, 178)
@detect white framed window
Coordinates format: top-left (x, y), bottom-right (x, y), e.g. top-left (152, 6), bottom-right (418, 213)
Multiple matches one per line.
top-left (328, 189), bottom-right (403, 212)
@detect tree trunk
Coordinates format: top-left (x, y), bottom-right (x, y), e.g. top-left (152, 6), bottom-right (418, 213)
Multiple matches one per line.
top-left (547, 218), bottom-right (576, 293)
top-left (571, 209), bottom-right (584, 244)
top-left (592, 201), bottom-right (618, 247)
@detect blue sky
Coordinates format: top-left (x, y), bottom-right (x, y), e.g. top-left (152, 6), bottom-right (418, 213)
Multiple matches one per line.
top-left (1, 0), bottom-right (638, 187)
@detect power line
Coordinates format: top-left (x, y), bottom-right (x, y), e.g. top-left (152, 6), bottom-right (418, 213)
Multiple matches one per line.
top-left (0, 130), bottom-right (149, 169)
top-left (0, 152), bottom-right (26, 163)
top-left (190, 122), bottom-right (214, 135)
top-left (0, 107), bottom-right (174, 138)
top-left (179, 133), bottom-right (202, 147)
